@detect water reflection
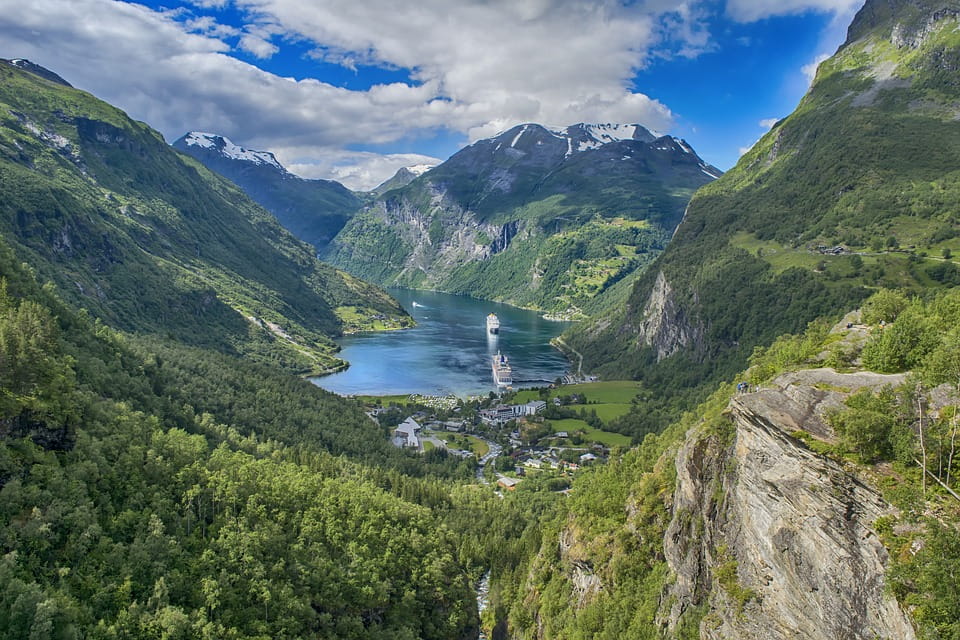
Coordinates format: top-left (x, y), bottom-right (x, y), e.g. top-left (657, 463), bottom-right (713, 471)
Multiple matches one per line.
top-left (312, 289), bottom-right (571, 397)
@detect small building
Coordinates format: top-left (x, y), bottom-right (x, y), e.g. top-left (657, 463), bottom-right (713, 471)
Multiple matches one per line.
top-left (580, 452), bottom-right (598, 463)
top-left (480, 404), bottom-right (516, 424)
top-left (555, 431), bottom-right (569, 439)
top-left (497, 477), bottom-right (523, 491)
top-left (392, 417), bottom-right (422, 450)
top-left (513, 400), bottom-right (546, 416)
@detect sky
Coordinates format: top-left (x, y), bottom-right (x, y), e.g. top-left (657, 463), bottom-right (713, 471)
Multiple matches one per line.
top-left (0, 0), bottom-right (864, 190)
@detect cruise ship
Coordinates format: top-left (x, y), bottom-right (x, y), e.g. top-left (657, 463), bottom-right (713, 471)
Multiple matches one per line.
top-left (492, 351), bottom-right (513, 386)
top-left (486, 313), bottom-right (500, 334)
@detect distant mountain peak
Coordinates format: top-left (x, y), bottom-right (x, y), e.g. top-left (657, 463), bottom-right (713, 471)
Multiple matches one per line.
top-left (477, 122), bottom-right (720, 178)
top-left (489, 122), bottom-right (696, 158)
top-left (177, 131), bottom-right (286, 172)
top-left (370, 163), bottom-right (437, 196)
top-left (558, 122), bottom-right (660, 146)
top-left (2, 58), bottom-right (72, 87)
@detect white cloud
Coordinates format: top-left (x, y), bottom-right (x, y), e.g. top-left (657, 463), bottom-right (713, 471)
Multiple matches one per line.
top-left (237, 33), bottom-right (278, 58)
top-left (726, 0), bottom-right (863, 22)
top-left (0, 0), bottom-right (713, 185)
top-left (802, 53), bottom-right (831, 84)
top-left (286, 150), bottom-right (442, 191)
top-left (759, 117), bottom-right (780, 129)
top-left (236, 0), bottom-right (688, 137)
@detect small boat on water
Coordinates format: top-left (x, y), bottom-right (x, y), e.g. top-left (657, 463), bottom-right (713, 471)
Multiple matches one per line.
top-left (492, 351), bottom-right (513, 386)
top-left (486, 313), bottom-right (500, 334)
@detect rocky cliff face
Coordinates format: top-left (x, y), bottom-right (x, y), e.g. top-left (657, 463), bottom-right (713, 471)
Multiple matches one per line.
top-left (325, 122), bottom-right (718, 313)
top-left (634, 270), bottom-right (703, 361)
top-left (511, 366), bottom-right (918, 639)
top-left (662, 368), bottom-right (915, 639)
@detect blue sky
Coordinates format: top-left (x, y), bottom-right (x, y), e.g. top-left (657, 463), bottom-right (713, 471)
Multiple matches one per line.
top-left (0, 0), bottom-right (862, 188)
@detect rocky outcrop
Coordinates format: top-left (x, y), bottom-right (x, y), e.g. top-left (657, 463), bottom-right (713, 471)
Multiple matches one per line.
top-left (634, 271), bottom-right (703, 361)
top-left (372, 186), bottom-right (523, 287)
top-left (660, 369), bottom-right (915, 639)
top-left (558, 525), bottom-right (603, 607)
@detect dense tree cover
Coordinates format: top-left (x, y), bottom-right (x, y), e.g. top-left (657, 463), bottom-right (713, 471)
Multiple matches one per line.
top-left (130, 338), bottom-right (476, 481)
top-left (0, 247), bottom-right (481, 639)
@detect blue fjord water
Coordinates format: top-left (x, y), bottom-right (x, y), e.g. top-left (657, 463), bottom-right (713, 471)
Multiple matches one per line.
top-left (311, 289), bottom-right (572, 397)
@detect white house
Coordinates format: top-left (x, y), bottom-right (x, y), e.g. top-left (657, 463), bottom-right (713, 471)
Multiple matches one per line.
top-left (392, 417), bottom-right (422, 450)
top-left (517, 400), bottom-right (546, 416)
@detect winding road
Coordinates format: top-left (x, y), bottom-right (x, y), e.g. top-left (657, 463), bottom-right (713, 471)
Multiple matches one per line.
top-left (553, 336), bottom-right (583, 379)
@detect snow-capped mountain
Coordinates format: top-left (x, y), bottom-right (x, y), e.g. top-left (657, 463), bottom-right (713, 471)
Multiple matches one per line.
top-left (471, 122), bottom-right (721, 178)
top-left (173, 132), bottom-right (362, 250)
top-left (326, 122), bottom-right (721, 313)
top-left (178, 132), bottom-right (286, 172)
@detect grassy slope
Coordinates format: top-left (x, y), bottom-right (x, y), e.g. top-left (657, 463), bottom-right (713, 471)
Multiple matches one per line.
top-left (0, 64), bottom-right (410, 373)
top-left (566, 9), bottom-right (960, 399)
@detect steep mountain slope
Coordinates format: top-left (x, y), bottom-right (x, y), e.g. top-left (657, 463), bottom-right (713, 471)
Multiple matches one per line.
top-left (1, 57), bottom-right (72, 87)
top-left (325, 123), bottom-right (720, 316)
top-left (0, 61), bottom-right (410, 373)
top-left (500, 289), bottom-right (960, 639)
top-left (173, 132), bottom-right (362, 250)
top-left (567, 0), bottom-right (960, 387)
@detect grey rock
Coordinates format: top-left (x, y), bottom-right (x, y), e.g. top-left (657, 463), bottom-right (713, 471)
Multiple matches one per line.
top-left (661, 370), bottom-right (916, 639)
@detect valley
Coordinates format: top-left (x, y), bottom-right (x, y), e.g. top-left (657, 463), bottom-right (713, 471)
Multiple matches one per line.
top-left (2, 1), bottom-right (960, 638)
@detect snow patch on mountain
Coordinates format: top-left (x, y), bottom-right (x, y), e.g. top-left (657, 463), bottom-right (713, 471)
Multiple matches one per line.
top-left (406, 164), bottom-right (435, 176)
top-left (702, 167), bottom-right (722, 179)
top-left (510, 125), bottom-right (530, 148)
top-left (181, 132), bottom-right (285, 171)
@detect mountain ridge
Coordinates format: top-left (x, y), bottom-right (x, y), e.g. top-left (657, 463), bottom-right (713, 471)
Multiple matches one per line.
top-left (564, 0), bottom-right (960, 416)
top-left (325, 120), bottom-right (720, 315)
top-left (1, 57), bottom-right (72, 87)
top-left (0, 63), bottom-right (410, 373)
top-left (173, 131), bottom-right (363, 251)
